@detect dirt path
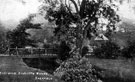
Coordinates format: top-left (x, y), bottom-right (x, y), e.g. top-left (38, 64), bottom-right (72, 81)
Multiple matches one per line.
top-left (0, 56), bottom-right (61, 82)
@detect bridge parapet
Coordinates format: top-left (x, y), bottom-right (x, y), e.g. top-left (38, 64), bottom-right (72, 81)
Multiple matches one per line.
top-left (4, 48), bottom-right (59, 58)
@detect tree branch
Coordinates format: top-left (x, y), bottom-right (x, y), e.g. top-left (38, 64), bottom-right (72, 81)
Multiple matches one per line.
top-left (65, 0), bottom-right (73, 17)
top-left (79, 0), bottom-right (86, 18)
top-left (70, 0), bottom-right (79, 14)
top-left (77, 0), bottom-right (81, 7)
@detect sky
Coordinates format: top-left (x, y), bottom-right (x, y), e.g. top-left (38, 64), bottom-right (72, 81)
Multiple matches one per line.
top-left (0, 0), bottom-right (135, 29)
top-left (117, 0), bottom-right (135, 20)
top-left (0, 0), bottom-right (42, 29)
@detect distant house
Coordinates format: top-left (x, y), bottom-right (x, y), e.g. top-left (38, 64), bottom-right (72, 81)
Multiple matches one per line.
top-left (88, 33), bottom-right (109, 48)
top-left (94, 33), bottom-right (109, 41)
top-left (25, 46), bottom-right (32, 49)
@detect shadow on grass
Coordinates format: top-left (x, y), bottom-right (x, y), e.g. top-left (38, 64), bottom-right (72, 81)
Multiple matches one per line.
top-left (23, 58), bottom-right (60, 74)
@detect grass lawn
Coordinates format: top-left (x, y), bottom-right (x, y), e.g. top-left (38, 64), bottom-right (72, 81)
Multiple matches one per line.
top-left (87, 57), bottom-right (135, 82)
top-left (0, 56), bottom-right (62, 82)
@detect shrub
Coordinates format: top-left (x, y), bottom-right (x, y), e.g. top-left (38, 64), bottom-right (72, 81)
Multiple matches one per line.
top-left (58, 41), bottom-right (71, 61)
top-left (93, 41), bottom-right (121, 59)
top-left (82, 46), bottom-right (89, 57)
top-left (122, 41), bottom-right (135, 59)
top-left (43, 43), bottom-right (50, 48)
top-left (54, 57), bottom-right (101, 82)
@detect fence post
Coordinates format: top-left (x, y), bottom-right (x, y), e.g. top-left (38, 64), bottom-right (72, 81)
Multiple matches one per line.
top-left (16, 47), bottom-right (18, 56)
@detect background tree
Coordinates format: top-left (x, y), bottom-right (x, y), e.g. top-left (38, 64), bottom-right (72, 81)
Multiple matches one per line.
top-left (42, 0), bottom-right (121, 57)
top-left (93, 41), bottom-right (121, 59)
top-left (122, 40), bottom-right (135, 59)
top-left (7, 15), bottom-right (41, 48)
top-left (0, 24), bottom-right (8, 53)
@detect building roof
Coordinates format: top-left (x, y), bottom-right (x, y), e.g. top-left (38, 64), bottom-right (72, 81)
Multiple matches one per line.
top-left (94, 34), bottom-right (109, 41)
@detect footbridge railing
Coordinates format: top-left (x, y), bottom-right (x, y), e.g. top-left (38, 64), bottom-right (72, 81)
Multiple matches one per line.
top-left (3, 48), bottom-right (59, 58)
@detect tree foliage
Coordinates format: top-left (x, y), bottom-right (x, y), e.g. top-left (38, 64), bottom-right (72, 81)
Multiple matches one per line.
top-left (7, 15), bottom-right (41, 48)
top-left (0, 24), bottom-right (8, 53)
top-left (42, 0), bottom-right (121, 55)
top-left (58, 41), bottom-right (71, 61)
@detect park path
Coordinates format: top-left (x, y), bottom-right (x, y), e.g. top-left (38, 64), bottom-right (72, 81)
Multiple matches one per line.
top-left (0, 56), bottom-right (61, 82)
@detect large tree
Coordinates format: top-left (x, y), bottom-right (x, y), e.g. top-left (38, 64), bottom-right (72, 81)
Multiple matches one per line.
top-left (41, 0), bottom-right (121, 57)
top-left (7, 15), bottom-right (41, 48)
top-left (40, 0), bottom-right (122, 81)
